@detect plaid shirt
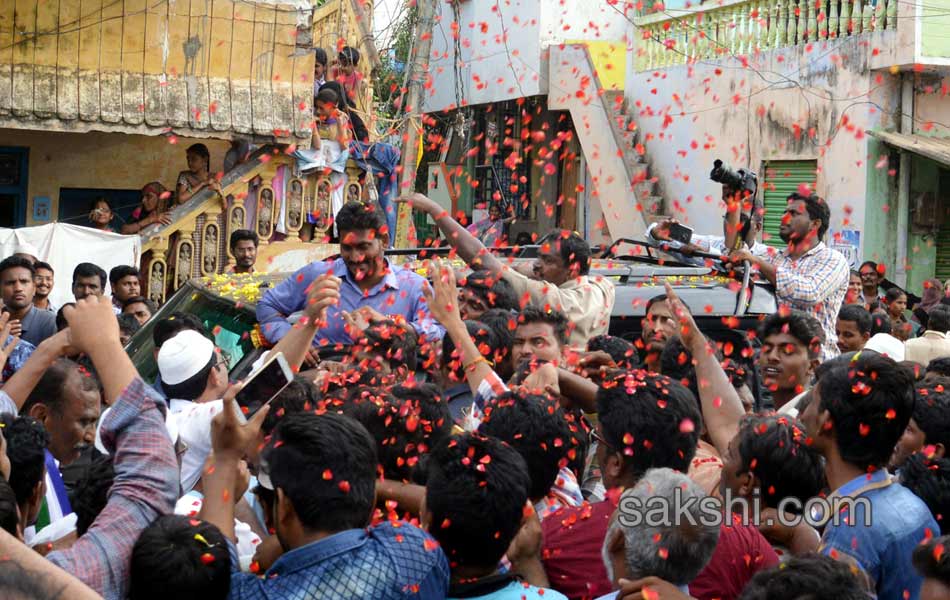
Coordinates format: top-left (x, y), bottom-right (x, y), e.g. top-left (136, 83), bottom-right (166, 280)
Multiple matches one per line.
top-left (768, 242), bottom-right (850, 360)
top-left (48, 377), bottom-right (178, 600)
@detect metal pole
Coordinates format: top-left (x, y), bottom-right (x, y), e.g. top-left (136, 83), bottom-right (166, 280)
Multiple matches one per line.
top-left (347, 0), bottom-right (382, 75)
top-left (896, 73), bottom-right (913, 288)
top-left (393, 0), bottom-right (437, 248)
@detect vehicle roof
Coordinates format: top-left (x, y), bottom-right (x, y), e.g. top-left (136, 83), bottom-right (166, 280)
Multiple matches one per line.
top-left (192, 256), bottom-right (775, 319)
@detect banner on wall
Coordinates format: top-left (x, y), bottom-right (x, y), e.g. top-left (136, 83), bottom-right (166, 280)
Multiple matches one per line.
top-left (0, 223), bottom-right (141, 309)
top-left (831, 229), bottom-right (861, 269)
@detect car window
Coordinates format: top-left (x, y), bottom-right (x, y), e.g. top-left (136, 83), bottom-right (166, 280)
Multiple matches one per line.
top-left (127, 282), bottom-right (259, 383)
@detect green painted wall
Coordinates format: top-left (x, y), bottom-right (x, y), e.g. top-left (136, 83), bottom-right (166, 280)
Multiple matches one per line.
top-left (862, 140), bottom-right (899, 272)
top-left (906, 154), bottom-right (941, 291)
top-left (908, 232), bottom-right (938, 292)
top-left (922, 7), bottom-right (950, 58)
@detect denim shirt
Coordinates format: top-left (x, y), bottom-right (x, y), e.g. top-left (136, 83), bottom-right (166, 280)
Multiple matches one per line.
top-left (229, 521), bottom-right (450, 600)
top-left (819, 469), bottom-right (938, 600)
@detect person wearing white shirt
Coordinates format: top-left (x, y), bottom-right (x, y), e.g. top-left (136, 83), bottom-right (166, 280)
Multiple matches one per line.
top-left (646, 212), bottom-right (771, 266)
top-left (905, 305), bottom-right (950, 366)
top-left (156, 330), bottom-right (229, 493)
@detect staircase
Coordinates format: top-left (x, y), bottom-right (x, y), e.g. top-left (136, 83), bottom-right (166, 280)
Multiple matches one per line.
top-left (138, 142), bottom-right (380, 305)
top-left (603, 89), bottom-right (663, 216)
top-left (547, 44), bottom-right (662, 242)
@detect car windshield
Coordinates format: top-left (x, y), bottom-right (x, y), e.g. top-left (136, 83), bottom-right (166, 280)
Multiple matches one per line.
top-left (127, 280), bottom-right (260, 383)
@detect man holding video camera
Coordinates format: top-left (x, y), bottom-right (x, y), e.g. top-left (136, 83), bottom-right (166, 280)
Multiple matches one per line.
top-left (728, 191), bottom-right (849, 360)
top-left (646, 161), bottom-right (769, 265)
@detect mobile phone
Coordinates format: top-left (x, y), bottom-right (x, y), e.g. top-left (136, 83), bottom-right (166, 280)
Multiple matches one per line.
top-left (234, 352), bottom-right (294, 417)
top-left (668, 223), bottom-right (693, 245)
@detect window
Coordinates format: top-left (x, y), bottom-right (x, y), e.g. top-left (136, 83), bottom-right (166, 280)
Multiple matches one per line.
top-left (127, 281), bottom-right (261, 382)
top-left (761, 160), bottom-right (818, 247)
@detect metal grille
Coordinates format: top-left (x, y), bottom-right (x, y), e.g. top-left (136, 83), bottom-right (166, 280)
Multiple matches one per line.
top-left (762, 160), bottom-right (818, 247)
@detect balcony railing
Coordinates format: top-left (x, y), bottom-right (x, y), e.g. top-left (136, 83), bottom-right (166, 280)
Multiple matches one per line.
top-left (140, 141), bottom-right (374, 305)
top-left (634, 0), bottom-right (897, 71)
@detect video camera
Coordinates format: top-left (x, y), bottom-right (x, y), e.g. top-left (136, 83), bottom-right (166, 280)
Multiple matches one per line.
top-left (711, 160), bottom-right (760, 253)
top-left (710, 160), bottom-right (757, 195)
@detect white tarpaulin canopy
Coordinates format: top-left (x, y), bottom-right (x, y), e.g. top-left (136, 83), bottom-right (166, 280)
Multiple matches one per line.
top-left (0, 223), bottom-right (141, 310)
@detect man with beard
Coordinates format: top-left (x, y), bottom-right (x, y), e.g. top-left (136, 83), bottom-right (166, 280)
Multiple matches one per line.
top-left (33, 262), bottom-right (55, 313)
top-left (0, 256), bottom-right (57, 347)
top-left (257, 202), bottom-right (443, 357)
top-left (729, 192), bottom-right (848, 359)
top-left (227, 229), bottom-right (259, 274)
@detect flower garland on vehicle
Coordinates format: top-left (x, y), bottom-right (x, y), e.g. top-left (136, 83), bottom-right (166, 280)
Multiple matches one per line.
top-left (647, 274), bottom-right (736, 286)
top-left (202, 273), bottom-right (269, 305)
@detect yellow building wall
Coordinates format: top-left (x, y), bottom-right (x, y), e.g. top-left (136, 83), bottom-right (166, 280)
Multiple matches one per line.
top-left (2, 129), bottom-right (229, 225)
top-left (566, 41), bottom-right (626, 91)
top-left (0, 0), bottom-right (314, 141)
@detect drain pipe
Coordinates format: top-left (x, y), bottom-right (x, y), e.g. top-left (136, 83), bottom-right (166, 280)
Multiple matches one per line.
top-left (895, 73), bottom-right (913, 289)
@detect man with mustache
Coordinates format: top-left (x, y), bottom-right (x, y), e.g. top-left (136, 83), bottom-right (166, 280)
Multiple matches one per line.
top-left (0, 256), bottom-right (57, 348)
top-left (257, 202), bottom-right (444, 360)
top-left (729, 192), bottom-right (849, 360)
top-left (641, 294), bottom-right (678, 373)
top-left (32, 262), bottom-right (55, 314)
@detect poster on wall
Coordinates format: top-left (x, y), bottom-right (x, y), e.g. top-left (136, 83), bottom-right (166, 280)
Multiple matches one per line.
top-left (32, 197), bottom-right (51, 223)
top-left (832, 229), bottom-right (861, 268)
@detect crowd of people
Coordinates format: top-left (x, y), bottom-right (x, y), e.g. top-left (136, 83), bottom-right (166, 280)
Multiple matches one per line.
top-left (0, 187), bottom-right (947, 600)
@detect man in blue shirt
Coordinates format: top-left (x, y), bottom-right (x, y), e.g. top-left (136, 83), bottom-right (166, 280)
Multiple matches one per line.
top-left (201, 399), bottom-right (450, 599)
top-left (801, 352), bottom-right (939, 599)
top-left (0, 257), bottom-right (57, 348)
top-left (257, 201), bottom-right (443, 353)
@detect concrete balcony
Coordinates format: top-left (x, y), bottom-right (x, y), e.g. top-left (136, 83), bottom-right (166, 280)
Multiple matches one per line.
top-left (631, 0), bottom-right (950, 73)
top-left (0, 0), bottom-right (319, 143)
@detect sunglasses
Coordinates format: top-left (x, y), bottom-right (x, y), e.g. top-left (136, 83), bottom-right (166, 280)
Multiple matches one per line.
top-left (588, 426), bottom-right (617, 454)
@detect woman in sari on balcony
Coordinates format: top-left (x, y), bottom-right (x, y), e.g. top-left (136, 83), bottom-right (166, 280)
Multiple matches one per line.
top-left (176, 143), bottom-right (223, 205)
top-left (120, 182), bottom-right (173, 235)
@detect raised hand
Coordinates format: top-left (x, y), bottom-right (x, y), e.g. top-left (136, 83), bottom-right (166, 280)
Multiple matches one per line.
top-left (577, 350), bottom-right (618, 381)
top-left (662, 282), bottom-right (702, 350)
top-left (652, 219), bottom-right (677, 241)
top-left (422, 258), bottom-right (462, 327)
top-left (211, 382), bottom-right (271, 460)
top-left (62, 295), bottom-right (120, 355)
top-left (7, 319), bottom-right (22, 339)
top-left (396, 193), bottom-right (441, 216)
top-left (521, 361), bottom-right (559, 395)
top-left (341, 305), bottom-right (386, 334)
top-left (303, 274), bottom-right (342, 323)
top-left (0, 313), bottom-right (20, 373)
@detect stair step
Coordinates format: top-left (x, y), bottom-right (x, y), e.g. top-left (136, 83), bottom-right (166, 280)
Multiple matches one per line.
top-left (643, 195), bottom-right (664, 214)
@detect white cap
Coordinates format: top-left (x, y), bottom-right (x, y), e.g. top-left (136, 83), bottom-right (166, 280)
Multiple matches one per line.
top-left (158, 330), bottom-right (215, 385)
top-left (863, 333), bottom-right (905, 362)
top-left (14, 241), bottom-right (39, 258)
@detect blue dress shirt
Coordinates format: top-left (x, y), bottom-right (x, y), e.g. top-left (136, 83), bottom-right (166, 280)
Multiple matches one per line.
top-left (256, 257), bottom-right (444, 347)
